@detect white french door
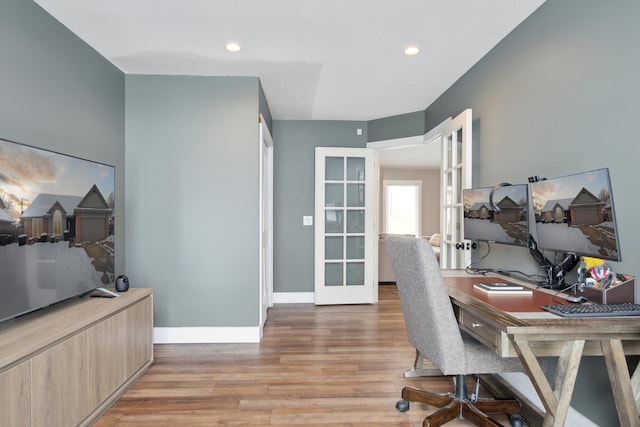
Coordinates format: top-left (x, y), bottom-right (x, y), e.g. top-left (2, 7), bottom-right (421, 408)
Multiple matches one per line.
top-left (439, 109), bottom-right (473, 270)
top-left (314, 147), bottom-right (377, 305)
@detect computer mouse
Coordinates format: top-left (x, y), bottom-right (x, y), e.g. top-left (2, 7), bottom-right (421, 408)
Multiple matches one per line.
top-left (566, 295), bottom-right (588, 303)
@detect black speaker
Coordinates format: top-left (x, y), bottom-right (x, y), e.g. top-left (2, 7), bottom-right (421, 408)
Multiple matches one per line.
top-left (115, 275), bottom-right (129, 292)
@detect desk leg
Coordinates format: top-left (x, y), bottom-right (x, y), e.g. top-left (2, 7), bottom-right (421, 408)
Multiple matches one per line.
top-left (511, 340), bottom-right (557, 418)
top-left (550, 340), bottom-right (585, 427)
top-left (631, 358), bottom-right (640, 414)
top-left (601, 339), bottom-right (640, 427)
top-left (511, 339), bottom-right (584, 427)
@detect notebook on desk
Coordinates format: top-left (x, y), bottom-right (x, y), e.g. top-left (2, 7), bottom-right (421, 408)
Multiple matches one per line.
top-left (473, 282), bottom-right (533, 295)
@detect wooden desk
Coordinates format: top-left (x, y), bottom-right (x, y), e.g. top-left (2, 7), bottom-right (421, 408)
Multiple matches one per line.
top-left (442, 273), bottom-right (640, 427)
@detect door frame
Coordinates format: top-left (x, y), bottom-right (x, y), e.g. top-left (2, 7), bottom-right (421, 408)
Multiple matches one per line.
top-left (259, 115), bottom-right (274, 338)
top-left (367, 119), bottom-right (451, 269)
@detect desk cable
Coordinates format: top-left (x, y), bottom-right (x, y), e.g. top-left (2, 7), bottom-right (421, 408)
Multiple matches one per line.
top-left (465, 241), bottom-right (549, 284)
top-left (549, 282), bottom-right (580, 305)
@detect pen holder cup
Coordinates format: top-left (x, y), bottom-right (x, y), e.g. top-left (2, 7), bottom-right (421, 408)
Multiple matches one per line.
top-left (582, 276), bottom-right (635, 304)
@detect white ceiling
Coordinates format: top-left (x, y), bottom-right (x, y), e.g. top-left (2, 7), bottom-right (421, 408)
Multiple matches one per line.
top-left (34, 0), bottom-right (546, 121)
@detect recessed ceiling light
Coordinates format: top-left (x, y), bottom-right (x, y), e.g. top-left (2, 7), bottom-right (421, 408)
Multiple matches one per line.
top-left (225, 42), bottom-right (241, 53)
top-left (404, 46), bottom-right (420, 56)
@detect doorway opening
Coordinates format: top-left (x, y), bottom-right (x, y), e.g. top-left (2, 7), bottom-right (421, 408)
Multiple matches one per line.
top-left (371, 136), bottom-right (442, 285)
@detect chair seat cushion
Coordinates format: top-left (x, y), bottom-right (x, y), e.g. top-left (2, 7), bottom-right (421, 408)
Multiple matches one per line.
top-left (459, 331), bottom-right (526, 375)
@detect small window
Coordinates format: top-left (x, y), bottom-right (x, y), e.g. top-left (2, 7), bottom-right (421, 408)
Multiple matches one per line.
top-left (32, 218), bottom-right (43, 237)
top-left (53, 210), bottom-right (63, 236)
top-left (383, 180), bottom-right (421, 236)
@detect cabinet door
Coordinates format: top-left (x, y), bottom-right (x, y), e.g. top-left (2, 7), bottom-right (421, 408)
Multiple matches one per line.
top-left (0, 361), bottom-right (30, 427)
top-left (32, 332), bottom-right (90, 427)
top-left (87, 310), bottom-right (127, 408)
top-left (126, 296), bottom-right (153, 377)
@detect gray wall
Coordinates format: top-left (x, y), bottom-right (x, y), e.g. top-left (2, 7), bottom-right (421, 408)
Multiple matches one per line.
top-left (0, 0), bottom-right (126, 272)
top-left (423, 0), bottom-right (640, 424)
top-left (125, 75), bottom-right (264, 327)
top-left (272, 120), bottom-right (367, 292)
top-left (367, 110), bottom-right (426, 142)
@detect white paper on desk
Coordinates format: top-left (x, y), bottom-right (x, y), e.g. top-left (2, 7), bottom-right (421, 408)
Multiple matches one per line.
top-left (510, 312), bottom-right (557, 319)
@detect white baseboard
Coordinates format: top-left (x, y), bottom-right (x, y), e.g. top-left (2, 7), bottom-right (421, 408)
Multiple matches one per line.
top-left (153, 293), bottom-right (314, 344)
top-left (273, 292), bottom-right (314, 304)
top-left (154, 327), bottom-right (261, 344)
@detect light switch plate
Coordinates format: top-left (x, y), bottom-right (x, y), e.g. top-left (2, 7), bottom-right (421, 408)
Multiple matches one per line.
top-left (303, 216), bottom-right (313, 226)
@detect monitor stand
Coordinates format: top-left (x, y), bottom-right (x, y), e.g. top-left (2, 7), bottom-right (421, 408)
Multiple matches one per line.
top-left (536, 253), bottom-right (579, 290)
top-left (528, 234), bottom-right (579, 290)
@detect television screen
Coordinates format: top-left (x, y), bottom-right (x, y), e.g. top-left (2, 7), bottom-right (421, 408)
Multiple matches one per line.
top-left (530, 168), bottom-right (621, 261)
top-left (463, 184), bottom-right (529, 247)
top-left (0, 137), bottom-right (115, 323)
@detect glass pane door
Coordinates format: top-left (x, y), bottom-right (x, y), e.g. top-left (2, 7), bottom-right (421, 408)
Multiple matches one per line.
top-left (315, 147), bottom-right (376, 305)
top-left (440, 109), bottom-right (472, 270)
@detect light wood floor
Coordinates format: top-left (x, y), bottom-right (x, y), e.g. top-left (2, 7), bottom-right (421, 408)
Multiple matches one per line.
top-left (94, 285), bottom-right (512, 426)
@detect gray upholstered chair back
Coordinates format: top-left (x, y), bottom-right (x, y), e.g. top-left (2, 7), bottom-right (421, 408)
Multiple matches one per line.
top-left (387, 236), bottom-right (467, 374)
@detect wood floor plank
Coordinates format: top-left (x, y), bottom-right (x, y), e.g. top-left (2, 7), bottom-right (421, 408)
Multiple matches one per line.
top-left (93, 285), bottom-right (512, 426)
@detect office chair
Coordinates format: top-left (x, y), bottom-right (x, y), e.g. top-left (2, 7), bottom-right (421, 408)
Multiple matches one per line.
top-left (387, 236), bottom-right (524, 427)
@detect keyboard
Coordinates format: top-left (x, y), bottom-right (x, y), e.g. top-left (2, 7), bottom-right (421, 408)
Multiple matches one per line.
top-left (541, 303), bottom-right (640, 318)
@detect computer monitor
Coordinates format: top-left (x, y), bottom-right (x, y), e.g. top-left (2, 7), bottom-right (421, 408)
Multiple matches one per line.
top-left (463, 184), bottom-right (529, 247)
top-left (530, 168), bottom-right (621, 262)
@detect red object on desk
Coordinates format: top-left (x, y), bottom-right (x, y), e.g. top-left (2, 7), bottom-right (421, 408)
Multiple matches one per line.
top-left (444, 276), bottom-right (558, 312)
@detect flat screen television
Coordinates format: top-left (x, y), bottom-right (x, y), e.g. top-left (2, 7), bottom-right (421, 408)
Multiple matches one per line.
top-left (530, 167), bottom-right (621, 262)
top-left (463, 184), bottom-right (529, 247)
top-left (0, 137), bottom-right (115, 323)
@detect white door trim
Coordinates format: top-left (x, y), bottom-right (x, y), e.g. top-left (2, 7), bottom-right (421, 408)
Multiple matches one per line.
top-left (259, 115), bottom-right (274, 338)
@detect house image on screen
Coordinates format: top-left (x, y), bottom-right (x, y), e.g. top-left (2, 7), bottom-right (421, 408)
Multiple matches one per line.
top-left (467, 196), bottom-right (524, 223)
top-left (540, 188), bottom-right (605, 226)
top-left (468, 202), bottom-right (491, 219)
top-left (540, 198), bottom-right (573, 224)
top-left (492, 196), bottom-right (524, 224)
top-left (568, 187), bottom-right (605, 226)
top-left (21, 184), bottom-right (112, 243)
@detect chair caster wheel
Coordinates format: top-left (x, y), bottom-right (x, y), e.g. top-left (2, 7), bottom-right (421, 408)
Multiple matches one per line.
top-left (509, 414), bottom-right (523, 427)
top-left (396, 399), bottom-right (410, 412)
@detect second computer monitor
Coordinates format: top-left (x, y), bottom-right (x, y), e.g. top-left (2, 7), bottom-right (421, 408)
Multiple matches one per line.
top-left (530, 167), bottom-right (621, 262)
